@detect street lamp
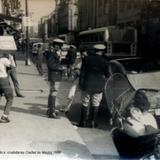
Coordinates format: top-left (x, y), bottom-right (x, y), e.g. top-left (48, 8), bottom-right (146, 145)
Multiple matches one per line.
top-left (25, 0), bottom-right (31, 66)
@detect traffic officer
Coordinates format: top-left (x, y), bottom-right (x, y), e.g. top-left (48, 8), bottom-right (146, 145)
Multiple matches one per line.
top-left (79, 44), bottom-right (109, 127)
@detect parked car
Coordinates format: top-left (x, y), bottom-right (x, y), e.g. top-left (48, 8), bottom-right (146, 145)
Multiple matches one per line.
top-left (100, 57), bottom-right (160, 116)
top-left (110, 57), bottom-right (160, 90)
top-left (59, 44), bottom-right (81, 62)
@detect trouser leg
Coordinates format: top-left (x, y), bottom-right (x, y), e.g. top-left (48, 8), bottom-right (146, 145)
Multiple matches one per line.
top-left (79, 91), bottom-right (90, 127)
top-left (0, 78), bottom-right (13, 116)
top-left (4, 93), bottom-right (13, 115)
top-left (90, 107), bottom-right (99, 128)
top-left (47, 81), bottom-right (60, 118)
top-left (47, 95), bottom-right (56, 113)
top-left (90, 93), bottom-right (103, 128)
top-left (36, 63), bottom-right (43, 75)
top-left (9, 67), bottom-right (21, 95)
top-left (79, 105), bottom-right (88, 127)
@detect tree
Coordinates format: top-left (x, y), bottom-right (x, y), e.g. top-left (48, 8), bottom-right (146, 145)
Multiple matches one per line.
top-left (1, 0), bottom-right (21, 17)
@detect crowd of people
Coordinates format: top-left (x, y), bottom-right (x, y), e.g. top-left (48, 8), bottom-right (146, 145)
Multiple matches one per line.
top-left (39, 38), bottom-right (110, 128)
top-left (0, 36), bottom-right (158, 138)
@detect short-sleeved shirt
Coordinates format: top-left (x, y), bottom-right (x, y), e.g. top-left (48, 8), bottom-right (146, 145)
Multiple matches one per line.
top-left (9, 54), bottom-right (16, 67)
top-left (0, 57), bottom-right (11, 78)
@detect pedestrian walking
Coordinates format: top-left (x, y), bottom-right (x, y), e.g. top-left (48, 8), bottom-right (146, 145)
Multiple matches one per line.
top-left (63, 54), bottom-right (83, 113)
top-left (8, 54), bottom-right (24, 98)
top-left (45, 38), bottom-right (64, 119)
top-left (36, 43), bottom-right (44, 75)
top-left (65, 45), bottom-right (77, 78)
top-left (78, 44), bottom-right (109, 128)
top-left (0, 54), bottom-right (14, 123)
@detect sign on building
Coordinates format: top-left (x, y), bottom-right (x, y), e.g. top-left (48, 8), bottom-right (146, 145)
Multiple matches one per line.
top-left (22, 16), bottom-right (33, 27)
top-left (0, 36), bottom-right (17, 54)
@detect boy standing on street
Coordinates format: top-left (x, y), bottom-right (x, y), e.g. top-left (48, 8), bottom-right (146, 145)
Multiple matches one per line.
top-left (45, 38), bottom-right (64, 119)
top-left (0, 54), bottom-right (14, 123)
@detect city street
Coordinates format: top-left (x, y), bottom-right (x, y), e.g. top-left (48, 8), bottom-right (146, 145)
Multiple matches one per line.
top-left (0, 0), bottom-right (160, 159)
top-left (0, 53), bottom-right (118, 160)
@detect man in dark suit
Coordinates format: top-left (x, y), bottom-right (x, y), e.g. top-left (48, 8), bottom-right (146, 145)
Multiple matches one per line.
top-left (79, 44), bottom-right (109, 127)
top-left (45, 38), bottom-right (64, 119)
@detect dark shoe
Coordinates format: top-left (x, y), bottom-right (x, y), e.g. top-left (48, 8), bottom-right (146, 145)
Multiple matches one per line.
top-left (77, 121), bottom-right (87, 127)
top-left (0, 116), bottom-right (10, 123)
top-left (46, 109), bottom-right (59, 116)
top-left (90, 121), bottom-right (98, 128)
top-left (46, 109), bottom-right (49, 115)
top-left (48, 112), bottom-right (60, 119)
top-left (17, 94), bottom-right (25, 98)
top-left (55, 109), bottom-right (59, 115)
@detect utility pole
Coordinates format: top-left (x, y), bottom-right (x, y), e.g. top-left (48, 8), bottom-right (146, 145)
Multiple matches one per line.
top-left (94, 0), bottom-right (97, 28)
top-left (25, 0), bottom-right (31, 66)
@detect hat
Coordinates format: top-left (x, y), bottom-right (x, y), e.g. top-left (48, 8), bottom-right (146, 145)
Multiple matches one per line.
top-left (70, 45), bottom-right (76, 49)
top-left (53, 38), bottom-right (65, 43)
top-left (93, 44), bottom-right (105, 50)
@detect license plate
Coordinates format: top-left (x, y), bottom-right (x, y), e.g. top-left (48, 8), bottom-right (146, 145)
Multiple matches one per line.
top-left (155, 109), bottom-right (160, 116)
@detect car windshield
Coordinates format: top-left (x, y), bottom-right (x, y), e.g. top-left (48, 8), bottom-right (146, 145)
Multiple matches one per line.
top-left (117, 58), bottom-right (160, 73)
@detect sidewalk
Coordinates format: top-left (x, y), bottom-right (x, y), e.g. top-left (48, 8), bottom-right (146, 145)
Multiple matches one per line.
top-left (0, 55), bottom-right (93, 160)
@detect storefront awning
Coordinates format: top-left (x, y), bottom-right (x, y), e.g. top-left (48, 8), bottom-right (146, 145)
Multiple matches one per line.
top-left (0, 13), bottom-right (22, 23)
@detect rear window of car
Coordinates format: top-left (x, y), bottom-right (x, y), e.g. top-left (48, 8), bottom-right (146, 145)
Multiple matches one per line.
top-left (117, 58), bottom-right (160, 73)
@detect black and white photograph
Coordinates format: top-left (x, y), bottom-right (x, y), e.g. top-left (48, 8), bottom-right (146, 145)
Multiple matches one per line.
top-left (0, 0), bottom-right (160, 160)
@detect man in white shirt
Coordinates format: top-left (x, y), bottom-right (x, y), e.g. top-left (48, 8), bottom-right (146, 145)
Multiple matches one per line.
top-left (0, 54), bottom-right (14, 123)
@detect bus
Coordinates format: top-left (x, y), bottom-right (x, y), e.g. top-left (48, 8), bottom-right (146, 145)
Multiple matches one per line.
top-left (78, 26), bottom-right (137, 58)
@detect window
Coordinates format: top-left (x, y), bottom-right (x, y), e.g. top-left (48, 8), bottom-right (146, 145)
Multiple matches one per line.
top-left (119, 0), bottom-right (126, 12)
top-left (133, 0), bottom-right (138, 8)
top-left (104, 1), bottom-right (109, 14)
top-left (98, 32), bottom-right (104, 41)
top-left (126, 0), bottom-right (131, 10)
top-left (98, 0), bottom-right (103, 7)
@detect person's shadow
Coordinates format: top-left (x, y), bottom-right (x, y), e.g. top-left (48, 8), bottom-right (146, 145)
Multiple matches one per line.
top-left (0, 103), bottom-right (47, 118)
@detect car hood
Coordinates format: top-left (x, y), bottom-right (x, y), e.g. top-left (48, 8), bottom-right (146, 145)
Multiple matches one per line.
top-left (127, 71), bottom-right (160, 90)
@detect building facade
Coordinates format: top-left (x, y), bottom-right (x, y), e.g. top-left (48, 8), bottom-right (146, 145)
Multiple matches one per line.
top-left (38, 0), bottom-right (78, 43)
top-left (57, 0), bottom-right (78, 43)
top-left (58, 0), bottom-right (78, 33)
top-left (78, 0), bottom-right (117, 31)
top-left (116, 0), bottom-right (160, 57)
top-left (38, 0), bottom-right (160, 55)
